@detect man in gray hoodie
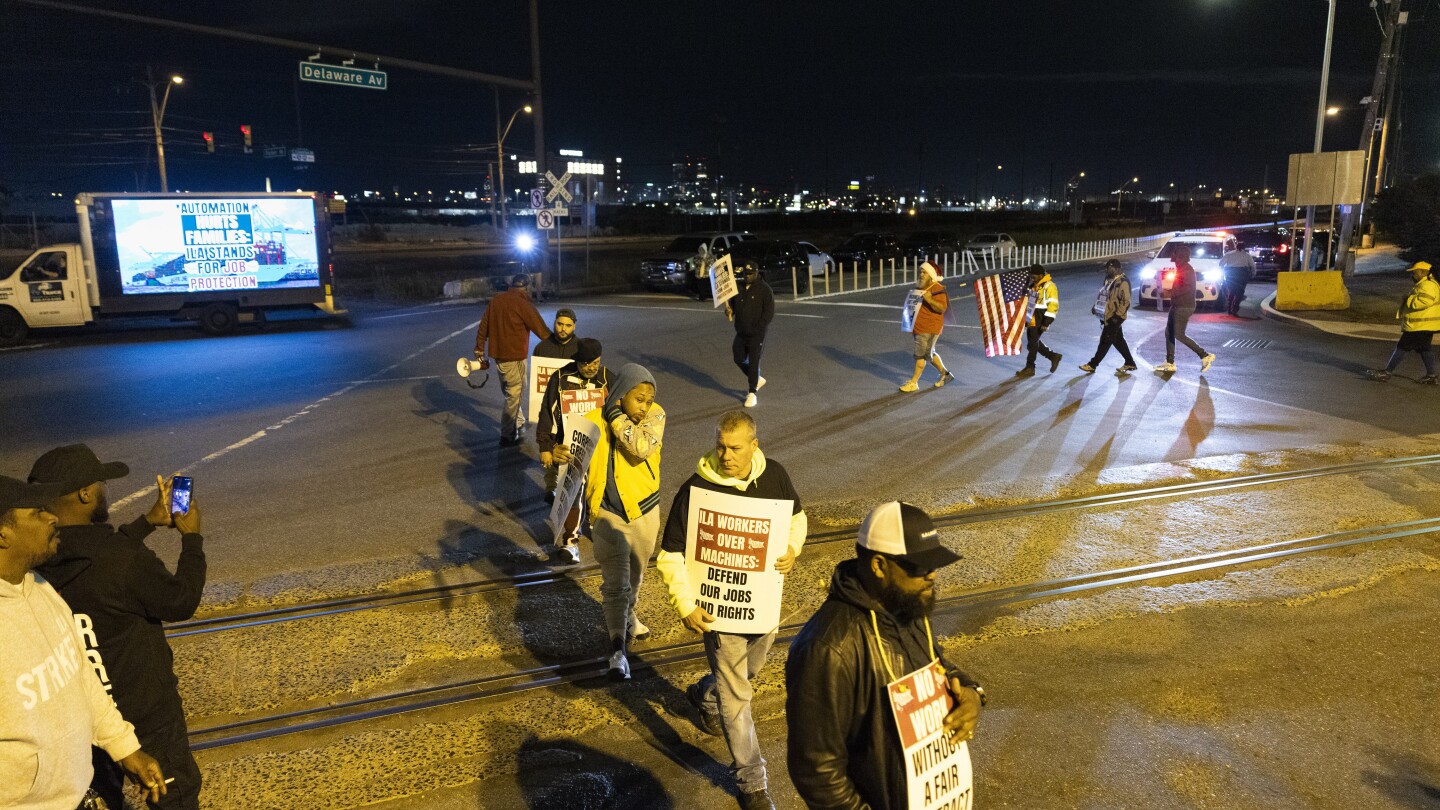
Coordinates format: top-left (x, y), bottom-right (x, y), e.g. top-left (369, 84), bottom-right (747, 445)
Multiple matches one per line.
top-left (656, 411), bottom-right (806, 810)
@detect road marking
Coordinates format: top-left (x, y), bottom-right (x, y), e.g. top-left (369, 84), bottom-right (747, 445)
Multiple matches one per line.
top-left (347, 375), bottom-right (444, 384)
top-left (112, 320), bottom-right (481, 511)
top-left (0, 343), bottom-right (51, 352)
top-left (367, 308), bottom-right (460, 321)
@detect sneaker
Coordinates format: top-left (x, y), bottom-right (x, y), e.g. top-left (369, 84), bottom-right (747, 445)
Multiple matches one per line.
top-left (899, 380), bottom-right (919, 392)
top-left (630, 617), bottom-right (651, 641)
top-left (1156, 362), bottom-right (1177, 373)
top-left (553, 542), bottom-right (580, 565)
top-left (1015, 366), bottom-right (1036, 377)
top-left (1079, 363), bottom-right (1096, 373)
top-left (934, 371), bottom-right (955, 388)
top-left (686, 682), bottom-right (723, 737)
top-left (1422, 376), bottom-right (1438, 386)
top-left (1200, 353), bottom-right (1216, 373)
top-left (1119, 364), bottom-right (1138, 373)
top-left (1049, 353), bottom-right (1063, 373)
top-left (756, 376), bottom-right (767, 390)
top-left (607, 650), bottom-right (631, 681)
top-left (743, 392), bottom-right (758, 408)
top-left (1366, 369), bottom-right (1391, 382)
top-left (739, 789), bottom-right (776, 810)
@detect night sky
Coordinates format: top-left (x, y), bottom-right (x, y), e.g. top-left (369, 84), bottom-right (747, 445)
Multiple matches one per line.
top-left (1, 1), bottom-right (1436, 199)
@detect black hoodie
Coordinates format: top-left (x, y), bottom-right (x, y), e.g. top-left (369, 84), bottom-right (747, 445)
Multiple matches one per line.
top-left (785, 559), bottom-right (978, 810)
top-left (34, 515), bottom-right (205, 728)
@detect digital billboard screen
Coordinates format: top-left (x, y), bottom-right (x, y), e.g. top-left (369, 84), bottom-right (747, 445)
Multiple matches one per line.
top-left (110, 197), bottom-right (321, 295)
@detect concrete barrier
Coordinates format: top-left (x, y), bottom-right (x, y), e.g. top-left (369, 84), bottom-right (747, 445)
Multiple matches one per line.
top-left (1275, 270), bottom-right (1350, 310)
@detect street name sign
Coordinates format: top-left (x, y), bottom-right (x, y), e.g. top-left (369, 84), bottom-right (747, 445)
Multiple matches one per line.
top-left (299, 62), bottom-right (389, 90)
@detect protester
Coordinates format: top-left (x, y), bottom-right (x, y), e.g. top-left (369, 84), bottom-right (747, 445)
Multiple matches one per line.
top-left (1156, 244), bottom-right (1215, 374)
top-left (656, 411), bottom-right (806, 810)
top-left (540, 338), bottom-right (611, 563)
top-left (691, 242), bottom-right (714, 301)
top-left (725, 261), bottom-right (774, 407)
top-left (577, 363), bottom-right (664, 679)
top-left (1219, 246), bottom-right (1256, 317)
top-left (1, 475), bottom-right (169, 810)
top-left (26, 445), bottom-right (204, 810)
top-left (785, 501), bottom-right (984, 809)
top-left (1016, 263), bottom-right (1061, 376)
top-left (474, 273), bottom-right (552, 445)
top-left (1367, 260), bottom-right (1440, 385)
top-left (898, 261), bottom-right (955, 391)
top-left (1080, 259), bottom-right (1138, 374)
top-left (533, 308), bottom-right (580, 363)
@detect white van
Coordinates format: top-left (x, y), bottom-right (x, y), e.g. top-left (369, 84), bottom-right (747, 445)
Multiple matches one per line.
top-left (1136, 232), bottom-right (1238, 310)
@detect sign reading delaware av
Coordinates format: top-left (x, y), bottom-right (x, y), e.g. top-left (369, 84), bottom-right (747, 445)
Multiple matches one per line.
top-left (299, 62), bottom-right (388, 90)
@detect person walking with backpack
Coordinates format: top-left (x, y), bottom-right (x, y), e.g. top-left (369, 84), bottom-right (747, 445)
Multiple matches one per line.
top-left (1080, 259), bottom-right (1138, 374)
top-left (1367, 261), bottom-right (1440, 385)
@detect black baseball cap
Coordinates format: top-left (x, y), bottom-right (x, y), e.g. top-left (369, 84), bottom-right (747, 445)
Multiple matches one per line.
top-left (857, 501), bottom-right (961, 572)
top-left (0, 475), bottom-right (73, 513)
top-left (27, 444), bottom-right (129, 491)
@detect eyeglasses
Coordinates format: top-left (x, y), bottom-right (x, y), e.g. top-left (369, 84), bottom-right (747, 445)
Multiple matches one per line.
top-left (883, 554), bottom-right (930, 578)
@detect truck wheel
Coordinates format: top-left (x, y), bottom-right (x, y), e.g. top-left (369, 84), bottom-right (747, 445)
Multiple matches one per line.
top-left (0, 308), bottom-right (28, 346)
top-left (197, 303), bottom-right (239, 335)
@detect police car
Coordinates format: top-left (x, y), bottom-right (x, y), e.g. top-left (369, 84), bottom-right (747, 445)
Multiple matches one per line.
top-left (1136, 232), bottom-right (1239, 310)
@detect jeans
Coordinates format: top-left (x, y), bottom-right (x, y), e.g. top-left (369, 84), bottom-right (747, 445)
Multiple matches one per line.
top-left (1089, 318), bottom-right (1136, 367)
top-left (590, 508), bottom-right (659, 642)
top-left (733, 332), bottom-right (765, 392)
top-left (497, 360), bottom-right (527, 438)
top-left (696, 629), bottom-right (778, 793)
top-left (1024, 324), bottom-right (1058, 368)
top-left (1165, 306), bottom-right (1207, 362)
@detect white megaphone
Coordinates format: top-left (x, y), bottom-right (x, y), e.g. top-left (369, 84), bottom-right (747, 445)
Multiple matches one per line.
top-left (456, 357), bottom-right (489, 389)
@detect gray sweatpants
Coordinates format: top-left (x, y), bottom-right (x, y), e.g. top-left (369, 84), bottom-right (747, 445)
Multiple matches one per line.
top-left (591, 508), bottom-right (659, 641)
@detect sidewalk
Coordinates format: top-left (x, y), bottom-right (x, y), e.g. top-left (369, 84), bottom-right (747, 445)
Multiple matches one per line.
top-left (1261, 244), bottom-right (1412, 342)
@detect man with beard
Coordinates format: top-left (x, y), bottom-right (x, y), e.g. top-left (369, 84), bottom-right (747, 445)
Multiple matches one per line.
top-left (30, 445), bottom-right (205, 810)
top-left (0, 474), bottom-right (168, 809)
top-left (785, 501), bottom-right (984, 809)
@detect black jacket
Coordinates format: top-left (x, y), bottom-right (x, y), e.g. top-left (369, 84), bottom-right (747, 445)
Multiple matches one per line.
top-left (786, 559), bottom-right (978, 810)
top-left (536, 363), bottom-right (612, 453)
top-left (731, 277), bottom-right (775, 337)
top-left (34, 516), bottom-right (205, 728)
top-left (532, 333), bottom-right (580, 361)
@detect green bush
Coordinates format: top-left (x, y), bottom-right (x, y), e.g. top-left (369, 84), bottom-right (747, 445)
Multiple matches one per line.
top-left (1372, 174), bottom-right (1440, 263)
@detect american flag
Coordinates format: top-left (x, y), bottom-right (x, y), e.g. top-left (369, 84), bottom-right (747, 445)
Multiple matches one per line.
top-left (973, 269), bottom-right (1032, 357)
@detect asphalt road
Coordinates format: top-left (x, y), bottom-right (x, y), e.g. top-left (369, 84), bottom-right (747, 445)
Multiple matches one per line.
top-left (2, 256), bottom-right (1436, 599)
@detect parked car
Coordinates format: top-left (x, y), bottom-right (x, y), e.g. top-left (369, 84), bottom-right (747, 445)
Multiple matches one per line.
top-left (1136, 231), bottom-right (1238, 310)
top-left (727, 239), bottom-right (808, 287)
top-left (903, 230), bottom-right (962, 259)
top-left (1237, 228), bottom-right (1292, 279)
top-left (640, 232), bottom-right (750, 291)
top-left (830, 232), bottom-right (904, 269)
top-left (796, 241), bottom-right (833, 277)
top-left (964, 233), bottom-right (1019, 257)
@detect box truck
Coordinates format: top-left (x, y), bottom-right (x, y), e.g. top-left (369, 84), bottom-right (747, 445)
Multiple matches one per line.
top-left (0, 192), bottom-right (344, 345)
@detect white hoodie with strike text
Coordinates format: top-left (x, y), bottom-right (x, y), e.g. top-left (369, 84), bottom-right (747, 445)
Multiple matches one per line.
top-left (2, 571), bottom-right (140, 810)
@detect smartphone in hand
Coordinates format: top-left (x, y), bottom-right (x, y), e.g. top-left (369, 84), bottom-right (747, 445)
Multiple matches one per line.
top-left (169, 476), bottom-right (193, 515)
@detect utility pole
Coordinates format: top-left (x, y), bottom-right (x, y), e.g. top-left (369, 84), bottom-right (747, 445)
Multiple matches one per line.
top-left (1300, 0), bottom-right (1337, 273)
top-left (1336, 0), bottom-right (1407, 275)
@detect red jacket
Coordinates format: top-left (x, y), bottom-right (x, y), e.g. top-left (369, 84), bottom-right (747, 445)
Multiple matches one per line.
top-left (475, 287), bottom-right (550, 362)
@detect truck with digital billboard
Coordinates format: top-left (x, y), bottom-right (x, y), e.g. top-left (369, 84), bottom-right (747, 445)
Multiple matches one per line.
top-left (0, 192), bottom-right (344, 345)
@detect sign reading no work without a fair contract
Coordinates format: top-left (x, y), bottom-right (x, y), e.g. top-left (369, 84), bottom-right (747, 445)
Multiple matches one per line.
top-left (710, 254), bottom-right (738, 308)
top-left (889, 659), bottom-right (974, 810)
top-left (685, 488), bottom-right (791, 634)
top-left (299, 62), bottom-right (389, 90)
top-left (548, 417), bottom-right (601, 546)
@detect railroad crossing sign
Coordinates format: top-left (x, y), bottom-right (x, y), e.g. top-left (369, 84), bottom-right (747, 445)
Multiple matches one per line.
top-left (530, 188), bottom-right (545, 209)
top-left (544, 170), bottom-right (574, 204)
top-left (536, 209), bottom-right (555, 230)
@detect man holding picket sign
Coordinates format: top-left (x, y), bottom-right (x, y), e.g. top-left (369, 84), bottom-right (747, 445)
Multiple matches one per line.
top-left (656, 411), bottom-right (806, 810)
top-left (898, 260), bottom-right (956, 392)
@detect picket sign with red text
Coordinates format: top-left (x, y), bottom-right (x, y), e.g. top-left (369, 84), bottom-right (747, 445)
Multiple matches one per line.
top-left (526, 356), bottom-right (573, 423)
top-left (684, 487), bottom-right (790, 634)
top-left (547, 416), bottom-right (601, 545)
top-left (901, 289), bottom-right (924, 333)
top-left (887, 659), bottom-right (974, 810)
top-left (559, 387), bottom-right (606, 416)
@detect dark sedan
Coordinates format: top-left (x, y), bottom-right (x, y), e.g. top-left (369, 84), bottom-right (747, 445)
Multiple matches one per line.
top-left (727, 239), bottom-right (808, 288)
top-left (903, 230), bottom-right (962, 259)
top-left (830, 232), bottom-right (905, 269)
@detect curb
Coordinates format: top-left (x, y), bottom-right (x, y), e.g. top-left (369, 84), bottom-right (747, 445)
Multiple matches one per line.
top-left (1260, 292), bottom-right (1396, 343)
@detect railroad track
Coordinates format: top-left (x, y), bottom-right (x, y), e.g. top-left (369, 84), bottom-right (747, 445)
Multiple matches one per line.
top-left (187, 513), bottom-right (1440, 750)
top-left (170, 451), bottom-right (1440, 639)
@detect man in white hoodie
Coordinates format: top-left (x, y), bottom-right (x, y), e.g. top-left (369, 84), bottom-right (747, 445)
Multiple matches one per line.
top-left (656, 411), bottom-right (806, 810)
top-left (0, 475), bottom-right (167, 810)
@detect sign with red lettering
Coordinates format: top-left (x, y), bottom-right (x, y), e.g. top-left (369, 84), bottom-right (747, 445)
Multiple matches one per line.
top-left (527, 356), bottom-right (574, 423)
top-left (548, 416), bottom-right (601, 546)
top-left (560, 387), bottom-right (606, 416)
top-left (888, 659), bottom-right (973, 809)
top-left (685, 487), bottom-right (791, 634)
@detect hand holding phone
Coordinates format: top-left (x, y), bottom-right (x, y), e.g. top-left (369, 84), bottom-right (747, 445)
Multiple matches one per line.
top-left (169, 476), bottom-right (193, 517)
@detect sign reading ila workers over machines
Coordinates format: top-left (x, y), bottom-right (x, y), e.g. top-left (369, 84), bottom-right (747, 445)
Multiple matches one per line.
top-left (888, 659), bottom-right (974, 810)
top-left (685, 488), bottom-right (791, 634)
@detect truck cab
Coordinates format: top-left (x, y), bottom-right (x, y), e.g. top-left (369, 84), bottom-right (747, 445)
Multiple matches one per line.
top-left (0, 244), bottom-right (91, 343)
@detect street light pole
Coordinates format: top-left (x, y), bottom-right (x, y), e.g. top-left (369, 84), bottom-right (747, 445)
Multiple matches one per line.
top-left (1302, 0), bottom-right (1337, 272)
top-left (1114, 177), bottom-right (1137, 214)
top-left (495, 97), bottom-right (532, 231)
top-left (147, 68), bottom-right (183, 193)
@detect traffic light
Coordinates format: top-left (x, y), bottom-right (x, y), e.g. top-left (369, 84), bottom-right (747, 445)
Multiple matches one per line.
top-left (240, 124), bottom-right (252, 153)
top-left (203, 132), bottom-right (214, 153)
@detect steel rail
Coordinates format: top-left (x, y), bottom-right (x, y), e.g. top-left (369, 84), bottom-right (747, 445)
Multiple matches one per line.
top-left (188, 515), bottom-right (1440, 750)
top-left (170, 452), bottom-right (1440, 638)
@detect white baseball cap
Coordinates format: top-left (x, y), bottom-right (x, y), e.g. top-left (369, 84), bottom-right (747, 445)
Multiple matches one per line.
top-left (857, 501), bottom-right (961, 572)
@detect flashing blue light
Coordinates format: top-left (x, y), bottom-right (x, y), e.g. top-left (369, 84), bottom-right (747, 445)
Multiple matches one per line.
top-left (515, 233), bottom-right (536, 253)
